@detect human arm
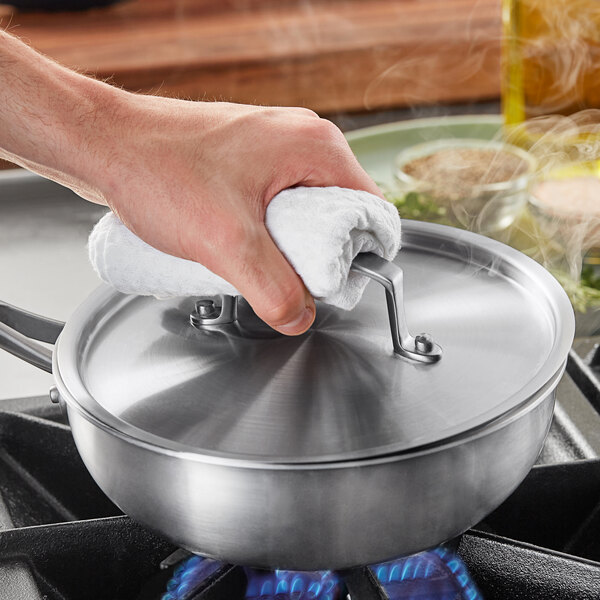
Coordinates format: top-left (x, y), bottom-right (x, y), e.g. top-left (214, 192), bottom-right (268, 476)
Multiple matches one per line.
top-left (0, 29), bottom-right (382, 334)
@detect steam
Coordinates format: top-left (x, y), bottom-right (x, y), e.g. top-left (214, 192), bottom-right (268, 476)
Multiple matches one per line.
top-left (504, 110), bottom-right (600, 169)
top-left (500, 110), bottom-right (600, 281)
top-left (363, 20), bottom-right (498, 111)
top-left (511, 0), bottom-right (600, 117)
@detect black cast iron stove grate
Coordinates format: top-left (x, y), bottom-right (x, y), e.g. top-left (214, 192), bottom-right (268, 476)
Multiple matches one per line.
top-left (3, 342), bottom-right (600, 599)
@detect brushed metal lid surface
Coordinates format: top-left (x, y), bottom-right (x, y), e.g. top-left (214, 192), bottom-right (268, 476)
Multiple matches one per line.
top-left (55, 221), bottom-right (574, 464)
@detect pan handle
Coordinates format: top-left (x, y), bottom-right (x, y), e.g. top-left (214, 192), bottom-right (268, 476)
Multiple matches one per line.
top-left (0, 301), bottom-right (65, 373)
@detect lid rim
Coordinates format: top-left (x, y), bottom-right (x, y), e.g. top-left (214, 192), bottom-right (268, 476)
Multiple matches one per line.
top-left (55, 220), bottom-right (575, 464)
top-left (53, 357), bottom-right (564, 470)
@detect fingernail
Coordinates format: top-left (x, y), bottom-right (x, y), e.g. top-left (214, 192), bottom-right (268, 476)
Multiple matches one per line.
top-left (276, 307), bottom-right (315, 336)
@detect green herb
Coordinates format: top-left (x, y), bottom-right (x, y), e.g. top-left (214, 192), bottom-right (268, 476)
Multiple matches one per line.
top-left (581, 266), bottom-right (600, 291)
top-left (384, 189), bottom-right (453, 226)
top-left (551, 269), bottom-right (600, 313)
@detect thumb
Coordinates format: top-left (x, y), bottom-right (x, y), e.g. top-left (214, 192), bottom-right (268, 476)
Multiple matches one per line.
top-left (228, 228), bottom-right (316, 335)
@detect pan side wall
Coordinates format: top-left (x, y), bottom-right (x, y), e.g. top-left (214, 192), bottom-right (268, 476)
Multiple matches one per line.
top-left (67, 390), bottom-right (555, 571)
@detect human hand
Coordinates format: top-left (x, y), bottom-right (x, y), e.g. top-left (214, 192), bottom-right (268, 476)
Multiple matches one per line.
top-left (80, 97), bottom-right (383, 335)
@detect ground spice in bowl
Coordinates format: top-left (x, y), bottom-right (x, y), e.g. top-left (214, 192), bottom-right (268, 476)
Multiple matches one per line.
top-left (402, 148), bottom-right (530, 200)
top-left (394, 139), bottom-right (537, 232)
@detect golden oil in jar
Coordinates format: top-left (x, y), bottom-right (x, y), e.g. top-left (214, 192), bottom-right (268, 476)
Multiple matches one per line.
top-left (502, 0), bottom-right (600, 158)
top-left (502, 0), bottom-right (600, 124)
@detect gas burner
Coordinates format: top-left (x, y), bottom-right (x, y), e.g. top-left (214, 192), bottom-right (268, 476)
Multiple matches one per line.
top-left (148, 546), bottom-right (480, 600)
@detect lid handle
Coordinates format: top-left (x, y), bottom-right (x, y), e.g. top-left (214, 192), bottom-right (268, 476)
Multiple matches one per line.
top-left (350, 253), bottom-right (442, 363)
top-left (189, 253), bottom-right (442, 363)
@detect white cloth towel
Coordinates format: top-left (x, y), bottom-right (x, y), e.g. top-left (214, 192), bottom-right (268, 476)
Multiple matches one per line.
top-left (88, 186), bottom-right (401, 310)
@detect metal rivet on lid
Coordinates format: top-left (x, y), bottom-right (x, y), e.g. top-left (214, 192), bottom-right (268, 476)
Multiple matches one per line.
top-left (415, 333), bottom-right (434, 353)
top-left (195, 299), bottom-right (219, 320)
top-left (49, 386), bottom-right (60, 404)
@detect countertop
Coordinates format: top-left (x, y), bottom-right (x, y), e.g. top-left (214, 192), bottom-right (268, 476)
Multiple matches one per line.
top-left (0, 171), bottom-right (107, 399)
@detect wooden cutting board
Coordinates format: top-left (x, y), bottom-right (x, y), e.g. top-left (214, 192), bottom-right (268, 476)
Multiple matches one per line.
top-left (0, 0), bottom-right (501, 112)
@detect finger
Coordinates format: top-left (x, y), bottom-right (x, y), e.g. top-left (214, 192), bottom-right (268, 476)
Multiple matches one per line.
top-left (222, 227), bottom-right (316, 336)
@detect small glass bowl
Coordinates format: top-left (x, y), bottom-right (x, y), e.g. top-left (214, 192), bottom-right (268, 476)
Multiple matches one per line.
top-left (528, 164), bottom-right (600, 262)
top-left (394, 138), bottom-right (537, 233)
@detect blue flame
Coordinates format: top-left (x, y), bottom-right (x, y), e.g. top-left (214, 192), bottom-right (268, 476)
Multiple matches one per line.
top-left (162, 547), bottom-right (480, 600)
top-left (372, 547), bottom-right (481, 600)
top-left (161, 555), bottom-right (221, 600)
top-left (161, 555), bottom-right (343, 600)
top-left (245, 567), bottom-right (343, 599)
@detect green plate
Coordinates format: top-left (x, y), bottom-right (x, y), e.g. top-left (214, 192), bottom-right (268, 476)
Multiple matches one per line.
top-left (346, 115), bottom-right (503, 188)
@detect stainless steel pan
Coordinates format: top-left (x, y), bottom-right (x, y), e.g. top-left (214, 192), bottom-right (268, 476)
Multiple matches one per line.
top-left (0, 220), bottom-right (574, 570)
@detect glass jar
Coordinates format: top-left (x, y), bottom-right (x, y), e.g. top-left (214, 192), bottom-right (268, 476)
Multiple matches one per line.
top-left (502, 0), bottom-right (600, 124)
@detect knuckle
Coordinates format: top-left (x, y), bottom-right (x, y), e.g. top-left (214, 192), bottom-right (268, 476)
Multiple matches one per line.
top-left (305, 118), bottom-right (345, 145)
top-left (261, 106), bottom-right (318, 120)
top-left (294, 107), bottom-right (320, 118)
top-left (256, 107), bottom-right (285, 121)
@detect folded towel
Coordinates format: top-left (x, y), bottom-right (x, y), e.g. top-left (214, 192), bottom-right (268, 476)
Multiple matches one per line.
top-left (88, 186), bottom-right (401, 310)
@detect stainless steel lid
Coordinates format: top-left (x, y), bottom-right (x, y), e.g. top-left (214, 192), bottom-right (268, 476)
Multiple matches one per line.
top-left (55, 221), bottom-right (574, 464)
